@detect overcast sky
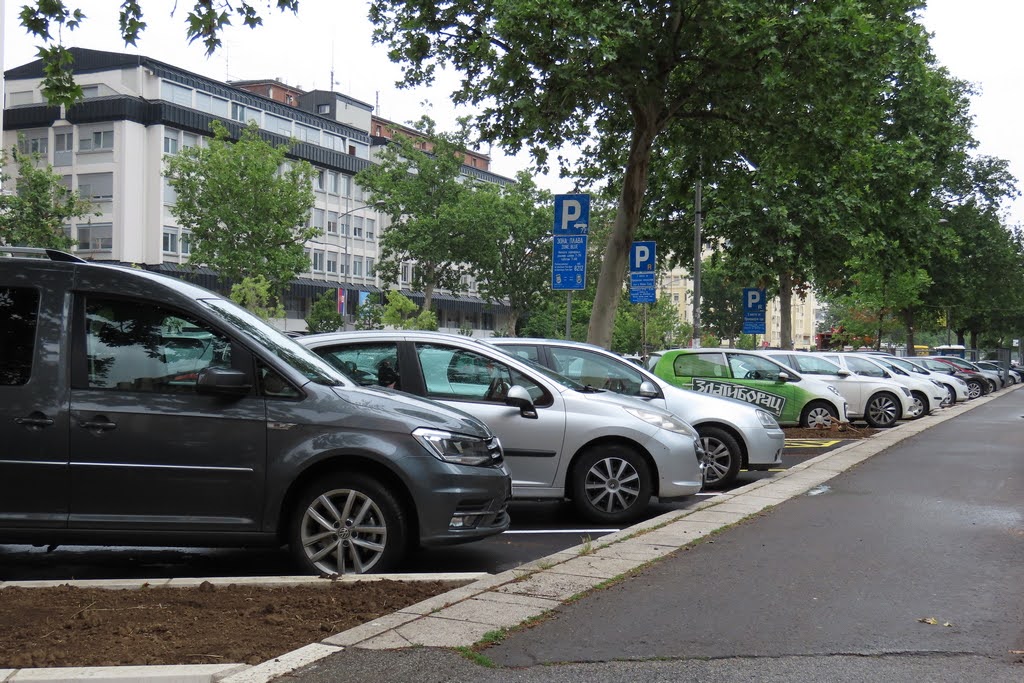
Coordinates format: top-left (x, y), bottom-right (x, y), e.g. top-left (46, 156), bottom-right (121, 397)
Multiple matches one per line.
top-left (3, 0), bottom-right (1021, 226)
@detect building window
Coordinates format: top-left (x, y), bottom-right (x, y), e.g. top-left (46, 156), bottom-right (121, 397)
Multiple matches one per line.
top-left (352, 216), bottom-right (364, 238)
top-left (77, 222), bottom-right (113, 251)
top-left (338, 217), bottom-right (349, 236)
top-left (18, 134), bottom-right (48, 155)
top-left (162, 227), bottom-right (179, 254)
top-left (231, 102), bottom-right (260, 125)
top-left (80, 130), bottom-right (114, 151)
top-left (353, 185), bottom-right (365, 202)
top-left (327, 211), bottom-right (338, 234)
top-left (324, 132), bottom-right (344, 152)
top-left (366, 257), bottom-right (375, 276)
top-left (80, 85), bottom-right (100, 98)
top-left (312, 250), bottom-right (325, 272)
top-left (8, 90), bottom-right (33, 106)
top-left (54, 130), bottom-right (73, 165)
top-left (265, 113), bottom-right (292, 136)
top-left (340, 254), bottom-right (349, 275)
top-left (326, 253), bottom-right (338, 274)
top-left (195, 92), bottom-right (229, 116)
top-left (163, 132), bottom-right (179, 155)
top-left (339, 175), bottom-right (351, 197)
top-left (317, 104), bottom-right (330, 115)
top-left (313, 208), bottom-right (325, 230)
top-left (295, 123), bottom-right (319, 144)
top-left (163, 178), bottom-right (178, 205)
top-left (315, 170), bottom-right (325, 192)
top-left (401, 263), bottom-right (409, 284)
top-left (365, 218), bottom-right (375, 241)
top-left (328, 171), bottom-right (339, 194)
top-left (78, 173), bottom-right (114, 202)
top-left (182, 132), bottom-right (200, 149)
top-left (352, 257), bottom-right (363, 277)
top-left (181, 230), bottom-right (192, 255)
top-left (161, 81), bottom-right (193, 106)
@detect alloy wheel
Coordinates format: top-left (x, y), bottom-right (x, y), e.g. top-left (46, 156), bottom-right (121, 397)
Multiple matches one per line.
top-left (299, 488), bottom-right (388, 575)
top-left (699, 436), bottom-right (734, 486)
top-left (584, 456), bottom-right (642, 515)
top-left (866, 394), bottom-right (899, 427)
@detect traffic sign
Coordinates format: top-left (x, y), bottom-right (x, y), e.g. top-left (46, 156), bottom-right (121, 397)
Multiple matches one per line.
top-left (552, 194), bottom-right (590, 290)
top-left (742, 287), bottom-right (766, 334)
top-left (630, 241), bottom-right (656, 273)
top-left (630, 272), bottom-right (656, 303)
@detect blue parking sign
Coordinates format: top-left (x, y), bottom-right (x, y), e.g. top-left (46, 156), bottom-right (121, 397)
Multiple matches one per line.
top-left (630, 241), bottom-right (656, 273)
top-left (552, 194), bottom-right (590, 290)
top-left (742, 287), bottom-right (766, 334)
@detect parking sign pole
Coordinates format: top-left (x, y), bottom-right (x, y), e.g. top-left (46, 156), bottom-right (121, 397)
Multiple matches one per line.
top-left (566, 291), bottom-right (573, 339)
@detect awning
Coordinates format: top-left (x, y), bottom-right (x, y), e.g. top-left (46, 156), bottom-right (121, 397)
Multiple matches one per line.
top-left (399, 289), bottom-right (509, 313)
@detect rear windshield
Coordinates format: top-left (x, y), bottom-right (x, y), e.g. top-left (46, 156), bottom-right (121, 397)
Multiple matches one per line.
top-left (200, 298), bottom-right (347, 385)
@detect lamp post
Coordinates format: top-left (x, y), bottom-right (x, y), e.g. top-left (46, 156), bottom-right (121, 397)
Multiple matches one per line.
top-left (691, 164), bottom-right (702, 348)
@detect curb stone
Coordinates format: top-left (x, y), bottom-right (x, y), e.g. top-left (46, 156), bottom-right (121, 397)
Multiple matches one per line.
top-left (4, 387), bottom-right (1015, 682)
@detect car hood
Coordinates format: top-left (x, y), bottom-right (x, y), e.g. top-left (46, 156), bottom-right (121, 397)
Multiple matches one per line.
top-left (329, 385), bottom-right (492, 438)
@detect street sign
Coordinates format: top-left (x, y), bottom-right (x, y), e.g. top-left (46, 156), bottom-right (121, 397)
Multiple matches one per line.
top-left (551, 194), bottom-right (590, 290)
top-left (742, 287), bottom-right (766, 334)
top-left (629, 241), bottom-right (657, 304)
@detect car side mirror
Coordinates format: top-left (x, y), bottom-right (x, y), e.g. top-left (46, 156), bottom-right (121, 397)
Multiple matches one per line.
top-left (505, 385), bottom-right (538, 419)
top-left (638, 380), bottom-right (659, 398)
top-left (837, 369), bottom-right (851, 377)
top-left (196, 367), bottom-right (252, 397)
top-left (777, 371), bottom-right (791, 382)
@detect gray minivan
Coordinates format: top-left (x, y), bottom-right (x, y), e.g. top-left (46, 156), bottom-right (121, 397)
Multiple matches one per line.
top-left (0, 248), bottom-right (511, 574)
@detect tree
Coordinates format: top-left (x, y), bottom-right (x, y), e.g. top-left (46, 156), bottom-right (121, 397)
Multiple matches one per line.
top-left (381, 290), bottom-right (438, 330)
top-left (230, 275), bottom-right (284, 321)
top-left (354, 299), bottom-right (385, 331)
top-left (460, 172), bottom-right (553, 334)
top-left (368, 0), bottom-right (924, 349)
top-left (0, 145), bottom-right (95, 248)
top-left (18, 1), bottom-right (300, 108)
top-left (305, 289), bottom-right (343, 333)
top-left (355, 117), bottom-right (489, 312)
top-left (164, 120), bottom-right (316, 298)
top-left (699, 258), bottom-right (748, 347)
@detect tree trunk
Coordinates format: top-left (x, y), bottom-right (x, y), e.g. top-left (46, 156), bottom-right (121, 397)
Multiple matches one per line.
top-left (778, 273), bottom-right (793, 350)
top-left (970, 329), bottom-right (979, 351)
top-left (587, 115), bottom-right (660, 349)
top-left (904, 308), bottom-right (915, 356)
top-left (505, 310), bottom-right (520, 336)
top-left (422, 280), bottom-right (435, 313)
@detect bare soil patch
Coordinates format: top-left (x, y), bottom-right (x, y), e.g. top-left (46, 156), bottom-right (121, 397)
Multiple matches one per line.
top-left (784, 424), bottom-right (881, 440)
top-left (0, 579), bottom-right (459, 669)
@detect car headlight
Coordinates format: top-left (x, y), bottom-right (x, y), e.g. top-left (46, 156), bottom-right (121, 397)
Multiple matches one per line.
top-left (930, 379), bottom-right (945, 388)
top-left (755, 409), bottom-right (780, 428)
top-left (900, 386), bottom-right (912, 397)
top-left (826, 385), bottom-right (842, 397)
top-left (413, 428), bottom-right (500, 466)
top-left (622, 407), bottom-right (698, 438)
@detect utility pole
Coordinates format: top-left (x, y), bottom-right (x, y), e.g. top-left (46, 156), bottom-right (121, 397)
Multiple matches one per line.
top-left (691, 165), bottom-right (702, 348)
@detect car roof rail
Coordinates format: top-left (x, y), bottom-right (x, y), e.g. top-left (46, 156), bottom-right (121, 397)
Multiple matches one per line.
top-left (0, 246), bottom-right (87, 263)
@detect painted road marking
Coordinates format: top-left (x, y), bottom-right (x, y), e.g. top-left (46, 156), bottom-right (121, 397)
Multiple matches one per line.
top-left (502, 529), bottom-right (619, 535)
top-left (784, 439), bottom-right (843, 448)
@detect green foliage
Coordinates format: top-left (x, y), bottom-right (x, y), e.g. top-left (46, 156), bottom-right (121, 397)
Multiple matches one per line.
top-left (164, 120), bottom-right (316, 296)
top-left (20, 1), bottom-right (300, 108)
top-left (612, 296), bottom-right (689, 355)
top-left (0, 144), bottom-right (95, 248)
top-left (381, 290), bottom-right (439, 330)
top-left (736, 334), bottom-right (757, 350)
top-left (699, 258), bottom-right (748, 346)
top-left (230, 275), bottom-right (284, 321)
top-left (354, 300), bottom-right (384, 330)
top-left (355, 116), bottom-right (487, 310)
top-left (305, 289), bottom-right (343, 333)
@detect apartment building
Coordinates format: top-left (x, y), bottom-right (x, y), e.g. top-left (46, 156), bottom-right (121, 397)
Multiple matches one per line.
top-left (2, 47), bottom-right (512, 334)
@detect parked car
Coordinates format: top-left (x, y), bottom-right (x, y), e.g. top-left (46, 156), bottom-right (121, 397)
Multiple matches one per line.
top-left (0, 248), bottom-right (512, 575)
top-left (925, 356), bottom-right (1001, 394)
top-left (819, 353), bottom-right (947, 418)
top-left (914, 357), bottom-right (989, 399)
top-left (878, 355), bottom-right (970, 405)
top-left (489, 339), bottom-right (786, 489)
top-left (762, 351), bottom-right (913, 428)
top-left (299, 331), bottom-right (705, 523)
top-left (975, 360), bottom-right (1016, 387)
top-left (650, 348), bottom-right (849, 428)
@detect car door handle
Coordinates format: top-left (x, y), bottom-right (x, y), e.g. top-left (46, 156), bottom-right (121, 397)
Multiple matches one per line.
top-left (78, 419), bottom-right (117, 432)
top-left (15, 415), bottom-right (55, 428)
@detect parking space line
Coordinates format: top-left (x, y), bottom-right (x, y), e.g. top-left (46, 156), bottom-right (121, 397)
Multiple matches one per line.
top-left (502, 529), bottom-right (620, 535)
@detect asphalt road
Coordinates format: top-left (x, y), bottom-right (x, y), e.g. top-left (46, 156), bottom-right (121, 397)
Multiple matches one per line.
top-left (0, 437), bottom-right (849, 581)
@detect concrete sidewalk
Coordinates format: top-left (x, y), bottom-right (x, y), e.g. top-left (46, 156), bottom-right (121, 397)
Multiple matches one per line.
top-left (3, 389), bottom-right (1019, 682)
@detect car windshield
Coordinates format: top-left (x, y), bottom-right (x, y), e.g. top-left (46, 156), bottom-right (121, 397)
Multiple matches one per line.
top-left (887, 357), bottom-right (930, 375)
top-left (200, 298), bottom-right (347, 385)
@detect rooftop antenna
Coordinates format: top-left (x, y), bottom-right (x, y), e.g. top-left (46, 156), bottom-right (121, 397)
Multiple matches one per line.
top-left (330, 42), bottom-right (335, 92)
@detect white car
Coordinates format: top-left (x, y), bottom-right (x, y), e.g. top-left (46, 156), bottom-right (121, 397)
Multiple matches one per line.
top-left (298, 331), bottom-right (705, 523)
top-left (820, 353), bottom-right (947, 419)
top-left (490, 339), bottom-right (786, 489)
top-left (762, 351), bottom-right (914, 428)
top-left (874, 354), bottom-right (970, 405)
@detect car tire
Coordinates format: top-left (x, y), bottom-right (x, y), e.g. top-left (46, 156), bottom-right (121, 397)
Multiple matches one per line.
top-left (864, 392), bottom-right (901, 428)
top-left (908, 391), bottom-right (928, 419)
top-left (288, 472), bottom-right (407, 575)
top-left (800, 401), bottom-right (839, 429)
top-left (697, 426), bottom-right (742, 489)
top-left (571, 445), bottom-right (652, 524)
top-left (940, 384), bottom-right (956, 407)
top-left (966, 379), bottom-right (984, 399)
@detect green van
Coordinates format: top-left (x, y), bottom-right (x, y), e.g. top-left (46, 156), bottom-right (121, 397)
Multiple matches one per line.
top-left (652, 349), bottom-right (849, 427)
